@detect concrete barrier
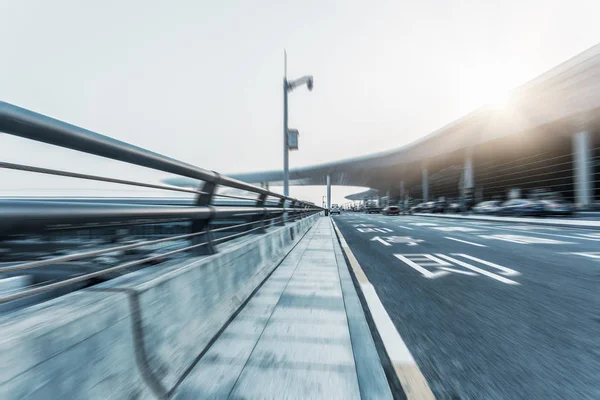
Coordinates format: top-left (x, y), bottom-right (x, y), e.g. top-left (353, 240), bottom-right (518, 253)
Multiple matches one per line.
top-left (0, 214), bottom-right (320, 399)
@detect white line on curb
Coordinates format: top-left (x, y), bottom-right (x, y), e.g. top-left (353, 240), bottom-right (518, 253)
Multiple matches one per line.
top-left (332, 220), bottom-right (435, 400)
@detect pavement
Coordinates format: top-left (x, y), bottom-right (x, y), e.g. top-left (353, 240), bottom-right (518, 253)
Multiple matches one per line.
top-left (173, 217), bottom-right (392, 400)
top-left (332, 212), bottom-right (600, 400)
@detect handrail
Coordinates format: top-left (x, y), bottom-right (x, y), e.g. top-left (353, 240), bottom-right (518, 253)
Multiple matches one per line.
top-left (0, 100), bottom-right (322, 225)
top-left (0, 100), bottom-right (323, 305)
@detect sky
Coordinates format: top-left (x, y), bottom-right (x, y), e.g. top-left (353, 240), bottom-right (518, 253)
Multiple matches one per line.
top-left (1, 0), bottom-right (600, 205)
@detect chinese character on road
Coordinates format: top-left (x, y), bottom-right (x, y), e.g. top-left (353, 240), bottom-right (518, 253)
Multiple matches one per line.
top-left (357, 227), bottom-right (393, 233)
top-left (393, 253), bottom-right (520, 284)
top-left (370, 236), bottom-right (424, 246)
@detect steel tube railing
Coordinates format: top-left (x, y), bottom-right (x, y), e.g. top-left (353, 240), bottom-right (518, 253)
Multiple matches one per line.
top-left (0, 100), bottom-right (323, 305)
top-left (0, 101), bottom-right (279, 197)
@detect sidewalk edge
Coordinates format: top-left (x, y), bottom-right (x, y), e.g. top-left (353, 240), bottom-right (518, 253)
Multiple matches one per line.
top-left (332, 219), bottom-right (436, 400)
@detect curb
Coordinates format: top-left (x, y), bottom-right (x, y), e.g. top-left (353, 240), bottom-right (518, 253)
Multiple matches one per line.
top-left (331, 219), bottom-right (435, 400)
top-left (330, 219), bottom-right (394, 400)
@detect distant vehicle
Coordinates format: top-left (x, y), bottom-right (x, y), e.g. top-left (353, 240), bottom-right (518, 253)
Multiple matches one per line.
top-left (446, 202), bottom-right (461, 213)
top-left (497, 199), bottom-right (545, 216)
top-left (539, 199), bottom-right (574, 216)
top-left (409, 203), bottom-right (426, 213)
top-left (421, 202), bottom-right (437, 213)
top-left (431, 201), bottom-right (445, 213)
top-left (330, 206), bottom-right (341, 215)
top-left (365, 201), bottom-right (381, 214)
top-left (382, 205), bottom-right (400, 215)
top-left (473, 200), bottom-right (503, 215)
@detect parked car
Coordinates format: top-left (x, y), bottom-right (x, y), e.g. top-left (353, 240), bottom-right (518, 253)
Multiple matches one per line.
top-left (497, 199), bottom-right (545, 216)
top-left (431, 201), bottom-right (446, 213)
top-left (421, 202), bottom-right (437, 213)
top-left (409, 203), bottom-right (426, 213)
top-left (472, 200), bottom-right (503, 215)
top-left (382, 205), bottom-right (400, 215)
top-left (540, 199), bottom-right (575, 216)
top-left (330, 206), bottom-right (341, 215)
top-left (445, 202), bottom-right (461, 213)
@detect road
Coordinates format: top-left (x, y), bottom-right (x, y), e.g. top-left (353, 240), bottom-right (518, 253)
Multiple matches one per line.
top-left (333, 213), bottom-right (600, 400)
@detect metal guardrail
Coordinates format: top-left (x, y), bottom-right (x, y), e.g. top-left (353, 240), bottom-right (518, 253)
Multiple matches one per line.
top-left (0, 101), bottom-right (323, 305)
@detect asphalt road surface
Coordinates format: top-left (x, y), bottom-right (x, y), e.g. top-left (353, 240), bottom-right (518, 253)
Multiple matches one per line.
top-left (333, 213), bottom-right (600, 400)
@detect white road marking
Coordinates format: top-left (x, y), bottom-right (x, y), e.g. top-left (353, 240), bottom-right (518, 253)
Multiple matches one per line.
top-left (380, 236), bottom-right (424, 246)
top-left (452, 253), bottom-right (520, 276)
top-left (498, 225), bottom-right (558, 231)
top-left (568, 252), bottom-right (600, 260)
top-left (478, 234), bottom-right (574, 245)
top-left (435, 254), bottom-right (520, 285)
top-left (444, 237), bottom-right (488, 247)
top-left (331, 220), bottom-right (435, 399)
top-left (438, 267), bottom-right (479, 275)
top-left (576, 233), bottom-right (600, 239)
top-left (371, 236), bottom-right (392, 246)
top-left (433, 226), bottom-right (480, 232)
top-left (397, 225), bottom-right (414, 230)
top-left (394, 254), bottom-right (455, 279)
top-left (453, 223), bottom-right (600, 241)
top-left (357, 227), bottom-right (393, 233)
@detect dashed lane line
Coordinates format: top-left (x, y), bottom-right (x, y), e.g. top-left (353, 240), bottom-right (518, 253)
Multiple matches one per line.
top-left (444, 236), bottom-right (488, 247)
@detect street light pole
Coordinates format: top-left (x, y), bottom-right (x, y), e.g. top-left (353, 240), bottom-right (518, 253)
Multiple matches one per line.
top-left (282, 50), bottom-right (313, 197)
top-left (283, 75), bottom-right (289, 196)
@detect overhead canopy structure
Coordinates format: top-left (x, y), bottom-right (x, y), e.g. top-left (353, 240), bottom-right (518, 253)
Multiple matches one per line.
top-left (165, 43), bottom-right (600, 203)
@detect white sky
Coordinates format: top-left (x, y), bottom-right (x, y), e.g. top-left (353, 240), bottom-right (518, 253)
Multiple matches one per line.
top-left (1, 0), bottom-right (600, 205)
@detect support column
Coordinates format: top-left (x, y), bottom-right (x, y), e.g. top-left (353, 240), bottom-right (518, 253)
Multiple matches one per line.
top-left (422, 168), bottom-right (429, 202)
top-left (463, 150), bottom-right (474, 211)
top-left (464, 153), bottom-right (474, 190)
top-left (573, 131), bottom-right (592, 208)
top-left (326, 174), bottom-right (331, 211)
top-left (399, 181), bottom-right (405, 199)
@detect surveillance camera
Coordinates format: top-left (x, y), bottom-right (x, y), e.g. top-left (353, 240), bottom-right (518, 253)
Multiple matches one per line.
top-left (307, 77), bottom-right (313, 91)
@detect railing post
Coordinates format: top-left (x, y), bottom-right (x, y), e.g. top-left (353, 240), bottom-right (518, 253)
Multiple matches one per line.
top-left (276, 198), bottom-right (286, 226)
top-left (254, 193), bottom-right (268, 233)
top-left (192, 180), bottom-right (217, 255)
top-left (289, 200), bottom-right (296, 221)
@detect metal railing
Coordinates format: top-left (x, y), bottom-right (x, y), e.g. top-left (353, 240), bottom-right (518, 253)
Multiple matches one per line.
top-left (0, 101), bottom-right (322, 305)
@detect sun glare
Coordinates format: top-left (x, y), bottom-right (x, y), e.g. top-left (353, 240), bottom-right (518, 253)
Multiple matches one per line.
top-left (488, 90), bottom-right (510, 109)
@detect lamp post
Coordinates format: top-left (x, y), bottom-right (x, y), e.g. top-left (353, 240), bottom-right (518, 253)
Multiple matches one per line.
top-left (283, 51), bottom-right (313, 196)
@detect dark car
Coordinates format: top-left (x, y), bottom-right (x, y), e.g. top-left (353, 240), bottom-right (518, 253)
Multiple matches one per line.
top-left (540, 199), bottom-right (574, 216)
top-left (497, 199), bottom-right (545, 217)
top-left (446, 202), bottom-right (461, 213)
top-left (382, 205), bottom-right (400, 215)
top-left (431, 201), bottom-right (446, 213)
top-left (421, 202), bottom-right (438, 213)
top-left (409, 203), bottom-right (426, 213)
top-left (472, 200), bottom-right (502, 215)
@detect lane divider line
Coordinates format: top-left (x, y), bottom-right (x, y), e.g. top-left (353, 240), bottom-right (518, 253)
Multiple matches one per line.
top-left (332, 219), bottom-right (436, 400)
top-left (444, 236), bottom-right (487, 247)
